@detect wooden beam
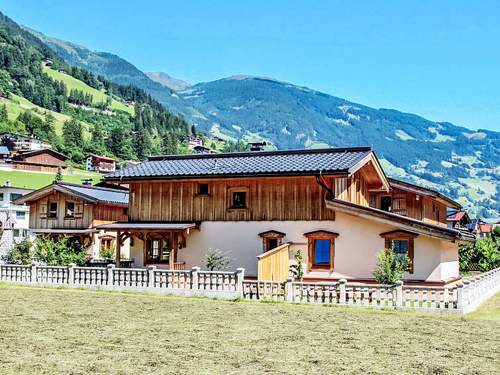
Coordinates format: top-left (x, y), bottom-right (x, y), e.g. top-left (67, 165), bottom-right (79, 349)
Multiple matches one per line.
top-left (142, 231), bottom-right (147, 266)
top-left (170, 232), bottom-right (177, 270)
top-left (115, 230), bottom-right (121, 267)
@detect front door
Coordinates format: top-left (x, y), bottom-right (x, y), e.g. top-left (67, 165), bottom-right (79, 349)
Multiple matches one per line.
top-left (147, 238), bottom-right (171, 264)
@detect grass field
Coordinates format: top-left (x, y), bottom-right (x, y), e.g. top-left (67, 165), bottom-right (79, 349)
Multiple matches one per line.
top-left (0, 284), bottom-right (498, 375)
top-left (0, 169), bottom-right (102, 189)
top-left (43, 66), bottom-right (133, 115)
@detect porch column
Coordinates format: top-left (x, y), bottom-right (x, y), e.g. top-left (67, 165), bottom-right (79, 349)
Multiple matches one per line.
top-left (115, 230), bottom-right (121, 267)
top-left (170, 232), bottom-right (177, 270)
top-left (142, 231), bottom-right (148, 267)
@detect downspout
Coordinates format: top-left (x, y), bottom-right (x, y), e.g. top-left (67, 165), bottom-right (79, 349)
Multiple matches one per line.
top-left (315, 170), bottom-right (334, 200)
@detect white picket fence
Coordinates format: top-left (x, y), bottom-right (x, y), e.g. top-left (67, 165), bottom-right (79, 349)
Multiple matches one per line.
top-left (242, 266), bottom-right (500, 314)
top-left (0, 264), bottom-right (245, 299)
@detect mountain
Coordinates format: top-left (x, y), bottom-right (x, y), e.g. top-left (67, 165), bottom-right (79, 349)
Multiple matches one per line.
top-left (24, 28), bottom-right (500, 218)
top-left (146, 72), bottom-right (190, 91)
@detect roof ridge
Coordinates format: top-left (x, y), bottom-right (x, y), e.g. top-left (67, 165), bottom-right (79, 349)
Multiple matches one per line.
top-left (58, 182), bottom-right (129, 194)
top-left (148, 146), bottom-right (372, 161)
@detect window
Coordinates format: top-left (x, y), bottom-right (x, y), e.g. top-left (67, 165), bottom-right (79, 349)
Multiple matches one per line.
top-left (13, 229), bottom-right (20, 238)
top-left (47, 202), bottom-right (58, 219)
top-left (100, 237), bottom-right (114, 250)
top-left (198, 183), bottom-right (209, 196)
top-left (232, 191), bottom-right (247, 208)
top-left (10, 193), bottom-right (22, 202)
top-left (147, 238), bottom-right (170, 263)
top-left (65, 202), bottom-right (75, 218)
top-left (258, 230), bottom-right (286, 253)
top-left (15, 211), bottom-right (25, 220)
top-left (380, 230), bottom-right (417, 274)
top-left (123, 208), bottom-right (128, 216)
top-left (304, 230), bottom-right (338, 271)
top-left (380, 196), bottom-right (392, 212)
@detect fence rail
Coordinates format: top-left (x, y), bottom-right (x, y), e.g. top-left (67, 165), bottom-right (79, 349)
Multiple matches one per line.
top-left (243, 266), bottom-right (500, 314)
top-left (0, 263), bottom-right (245, 299)
top-left (1, 263), bottom-right (498, 314)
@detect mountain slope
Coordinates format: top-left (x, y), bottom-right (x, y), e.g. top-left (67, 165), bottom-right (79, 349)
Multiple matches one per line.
top-left (26, 29), bottom-right (499, 218)
top-left (146, 72), bottom-right (190, 91)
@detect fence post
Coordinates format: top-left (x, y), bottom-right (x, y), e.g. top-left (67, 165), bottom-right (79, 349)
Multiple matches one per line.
top-left (236, 268), bottom-right (245, 296)
top-left (107, 264), bottom-right (115, 286)
top-left (286, 277), bottom-right (294, 303)
top-left (456, 282), bottom-right (465, 312)
top-left (31, 262), bottom-right (37, 284)
top-left (339, 279), bottom-right (347, 304)
top-left (395, 281), bottom-right (403, 308)
top-left (147, 265), bottom-right (156, 289)
top-left (191, 266), bottom-right (200, 290)
top-left (68, 263), bottom-right (76, 285)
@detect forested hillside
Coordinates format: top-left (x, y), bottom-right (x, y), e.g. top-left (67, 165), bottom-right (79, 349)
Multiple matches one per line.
top-left (0, 12), bottom-right (191, 167)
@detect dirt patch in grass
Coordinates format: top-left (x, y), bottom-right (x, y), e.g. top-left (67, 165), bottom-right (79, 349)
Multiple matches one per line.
top-left (0, 285), bottom-right (498, 374)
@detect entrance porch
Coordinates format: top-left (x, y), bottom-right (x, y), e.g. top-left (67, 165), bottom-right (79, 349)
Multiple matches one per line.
top-left (97, 222), bottom-right (198, 269)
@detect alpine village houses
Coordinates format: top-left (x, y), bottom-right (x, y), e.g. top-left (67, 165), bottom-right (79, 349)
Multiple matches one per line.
top-left (15, 182), bottom-right (130, 261)
top-left (91, 146), bottom-right (475, 285)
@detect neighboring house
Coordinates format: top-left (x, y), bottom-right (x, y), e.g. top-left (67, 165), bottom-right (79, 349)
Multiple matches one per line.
top-left (12, 149), bottom-right (68, 173)
top-left (101, 147), bottom-right (474, 284)
top-left (447, 210), bottom-right (472, 229)
top-left (0, 184), bottom-right (33, 260)
top-left (0, 146), bottom-right (10, 160)
top-left (248, 141), bottom-right (267, 151)
top-left (467, 218), bottom-right (494, 238)
top-left (86, 154), bottom-right (116, 173)
top-left (187, 135), bottom-right (203, 149)
top-left (14, 182), bottom-right (130, 260)
top-left (193, 145), bottom-right (215, 154)
top-left (0, 133), bottom-right (52, 155)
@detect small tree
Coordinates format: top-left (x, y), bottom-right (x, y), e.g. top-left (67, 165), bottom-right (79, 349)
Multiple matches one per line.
top-left (54, 167), bottom-right (63, 183)
top-left (3, 239), bottom-right (33, 264)
top-left (289, 249), bottom-right (304, 281)
top-left (205, 249), bottom-right (231, 271)
top-left (373, 249), bottom-right (410, 285)
top-left (35, 235), bottom-right (88, 266)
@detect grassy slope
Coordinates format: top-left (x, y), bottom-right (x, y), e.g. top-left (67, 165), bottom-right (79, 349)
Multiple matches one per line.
top-left (42, 65), bottom-right (134, 115)
top-left (0, 169), bottom-right (102, 189)
top-left (0, 285), bottom-right (497, 375)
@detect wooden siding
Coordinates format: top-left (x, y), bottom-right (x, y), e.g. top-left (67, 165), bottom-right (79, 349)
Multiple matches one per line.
top-left (257, 243), bottom-right (290, 281)
top-left (29, 191), bottom-right (92, 229)
top-left (333, 171), bottom-right (370, 207)
top-left (92, 205), bottom-right (128, 227)
top-left (17, 152), bottom-right (66, 166)
top-left (369, 188), bottom-right (447, 226)
top-left (129, 176), bottom-right (337, 222)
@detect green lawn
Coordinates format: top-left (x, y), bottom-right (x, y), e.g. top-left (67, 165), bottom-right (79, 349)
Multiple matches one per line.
top-left (0, 285), bottom-right (498, 375)
top-left (43, 66), bottom-right (134, 115)
top-left (0, 169), bottom-right (102, 189)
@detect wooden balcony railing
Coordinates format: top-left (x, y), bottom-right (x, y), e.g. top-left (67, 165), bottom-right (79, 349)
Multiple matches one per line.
top-left (257, 243), bottom-right (290, 281)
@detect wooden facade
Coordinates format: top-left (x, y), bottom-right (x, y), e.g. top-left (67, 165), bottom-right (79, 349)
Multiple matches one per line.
top-left (28, 191), bottom-right (127, 230)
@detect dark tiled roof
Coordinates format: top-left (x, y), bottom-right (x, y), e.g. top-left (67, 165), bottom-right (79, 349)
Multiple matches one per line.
top-left (60, 183), bottom-right (129, 205)
top-left (105, 147), bottom-right (373, 180)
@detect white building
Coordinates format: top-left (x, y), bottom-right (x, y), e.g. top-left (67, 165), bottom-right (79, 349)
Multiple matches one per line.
top-left (0, 184), bottom-right (33, 260)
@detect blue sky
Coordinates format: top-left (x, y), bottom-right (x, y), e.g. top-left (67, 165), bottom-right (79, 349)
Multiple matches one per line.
top-left (1, 0), bottom-right (500, 131)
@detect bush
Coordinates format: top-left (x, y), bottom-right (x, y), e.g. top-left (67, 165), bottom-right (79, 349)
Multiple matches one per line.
top-left (99, 247), bottom-right (114, 260)
top-left (459, 229), bottom-right (500, 272)
top-left (373, 249), bottom-right (410, 285)
top-left (35, 235), bottom-right (88, 266)
top-left (3, 239), bottom-right (33, 264)
top-left (289, 249), bottom-right (304, 281)
top-left (205, 249), bottom-right (231, 271)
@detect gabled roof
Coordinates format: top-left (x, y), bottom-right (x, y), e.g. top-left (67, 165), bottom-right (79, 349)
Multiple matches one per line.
top-left (14, 182), bottom-right (129, 207)
top-left (104, 147), bottom-right (387, 184)
top-left (447, 211), bottom-right (470, 222)
top-left (13, 148), bottom-right (69, 161)
top-left (388, 178), bottom-right (461, 209)
top-left (88, 154), bottom-right (116, 162)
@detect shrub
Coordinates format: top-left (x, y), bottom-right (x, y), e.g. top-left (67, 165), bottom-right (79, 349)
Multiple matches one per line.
top-left (459, 230), bottom-right (500, 272)
top-left (373, 249), bottom-right (410, 285)
top-left (3, 239), bottom-right (33, 264)
top-left (35, 235), bottom-right (88, 266)
top-left (205, 249), bottom-right (231, 271)
top-left (99, 247), bottom-right (115, 260)
top-left (289, 249), bottom-right (304, 281)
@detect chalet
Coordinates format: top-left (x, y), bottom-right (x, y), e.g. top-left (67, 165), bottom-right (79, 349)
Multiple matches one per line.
top-left (14, 182), bottom-right (130, 260)
top-left (193, 145), bottom-right (215, 154)
top-left (12, 149), bottom-right (68, 173)
top-left (101, 147), bottom-right (474, 284)
top-left (0, 146), bottom-right (9, 160)
top-left (0, 133), bottom-right (52, 155)
top-left (86, 154), bottom-right (117, 173)
top-left (468, 218), bottom-right (493, 239)
top-left (187, 135), bottom-right (204, 149)
top-left (447, 210), bottom-right (472, 230)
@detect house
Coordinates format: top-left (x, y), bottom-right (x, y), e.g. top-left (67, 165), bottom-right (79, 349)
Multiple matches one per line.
top-left (86, 154), bottom-right (117, 173)
top-left (0, 184), bottom-right (33, 260)
top-left (447, 210), bottom-right (472, 229)
top-left (101, 147), bottom-right (474, 284)
top-left (14, 182), bottom-right (130, 260)
top-left (0, 146), bottom-right (10, 160)
top-left (248, 141), bottom-right (267, 151)
top-left (187, 135), bottom-right (204, 149)
top-left (0, 133), bottom-right (52, 155)
top-left (12, 149), bottom-right (68, 173)
top-left (192, 145), bottom-right (215, 154)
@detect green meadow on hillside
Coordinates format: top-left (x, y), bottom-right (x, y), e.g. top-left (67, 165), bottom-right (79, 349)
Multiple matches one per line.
top-left (0, 169), bottom-right (102, 189)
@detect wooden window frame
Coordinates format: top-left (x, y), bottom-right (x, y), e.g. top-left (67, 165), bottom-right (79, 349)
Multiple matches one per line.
top-left (258, 230), bottom-right (286, 253)
top-left (47, 201), bottom-right (58, 219)
top-left (380, 230), bottom-right (418, 274)
top-left (65, 201), bottom-right (76, 219)
top-left (380, 195), bottom-right (392, 212)
top-left (146, 237), bottom-right (172, 264)
top-left (304, 230), bottom-right (339, 272)
top-left (227, 187), bottom-right (249, 210)
top-left (100, 236), bottom-right (115, 251)
top-left (197, 183), bottom-right (210, 196)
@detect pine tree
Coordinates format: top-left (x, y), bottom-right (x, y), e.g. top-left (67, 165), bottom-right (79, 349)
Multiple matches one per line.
top-left (54, 167), bottom-right (63, 183)
top-left (0, 104), bottom-right (8, 123)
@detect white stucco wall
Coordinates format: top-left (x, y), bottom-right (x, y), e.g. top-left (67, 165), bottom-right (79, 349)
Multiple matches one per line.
top-left (129, 212), bottom-right (459, 282)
